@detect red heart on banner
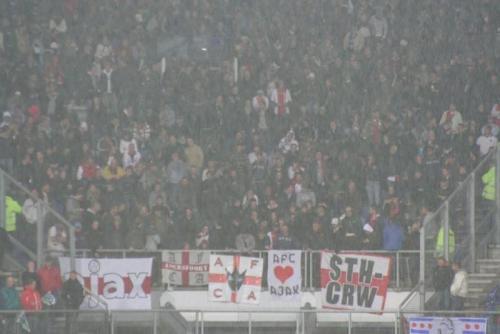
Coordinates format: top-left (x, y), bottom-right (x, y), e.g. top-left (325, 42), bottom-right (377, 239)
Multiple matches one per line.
top-left (274, 266), bottom-right (294, 284)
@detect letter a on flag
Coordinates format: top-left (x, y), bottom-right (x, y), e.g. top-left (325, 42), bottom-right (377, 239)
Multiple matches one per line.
top-left (208, 255), bottom-right (263, 304)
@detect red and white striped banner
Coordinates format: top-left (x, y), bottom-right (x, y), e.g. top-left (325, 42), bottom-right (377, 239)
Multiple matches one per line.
top-left (208, 255), bottom-right (263, 304)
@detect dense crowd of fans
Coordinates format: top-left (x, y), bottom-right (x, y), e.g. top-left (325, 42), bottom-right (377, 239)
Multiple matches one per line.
top-left (0, 0), bottom-right (500, 258)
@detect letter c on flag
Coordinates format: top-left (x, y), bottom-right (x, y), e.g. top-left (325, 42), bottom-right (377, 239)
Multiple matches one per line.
top-left (214, 289), bottom-right (223, 298)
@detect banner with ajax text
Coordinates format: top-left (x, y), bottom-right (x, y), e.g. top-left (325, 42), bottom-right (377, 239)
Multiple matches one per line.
top-left (59, 257), bottom-right (153, 310)
top-left (320, 252), bottom-right (391, 313)
top-left (267, 250), bottom-right (302, 301)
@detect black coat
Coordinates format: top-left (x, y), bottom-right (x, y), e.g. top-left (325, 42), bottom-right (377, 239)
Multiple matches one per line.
top-left (432, 265), bottom-right (454, 291)
top-left (62, 278), bottom-right (84, 309)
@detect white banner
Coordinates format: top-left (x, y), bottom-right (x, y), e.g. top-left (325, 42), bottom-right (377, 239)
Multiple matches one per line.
top-left (162, 250), bottom-right (209, 286)
top-left (208, 255), bottom-right (263, 304)
top-left (321, 252), bottom-right (391, 313)
top-left (267, 250), bottom-right (301, 301)
top-left (409, 317), bottom-right (487, 334)
top-left (59, 257), bottom-right (153, 310)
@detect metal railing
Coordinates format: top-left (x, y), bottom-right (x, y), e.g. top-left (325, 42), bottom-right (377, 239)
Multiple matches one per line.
top-left (0, 167), bottom-right (76, 270)
top-left (419, 144), bottom-right (500, 310)
top-left (1, 308), bottom-right (498, 334)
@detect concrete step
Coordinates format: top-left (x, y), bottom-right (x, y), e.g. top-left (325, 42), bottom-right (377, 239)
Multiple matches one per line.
top-left (478, 266), bottom-right (500, 274)
top-left (468, 278), bottom-right (497, 286)
top-left (468, 287), bottom-right (489, 294)
top-left (487, 245), bottom-right (500, 258)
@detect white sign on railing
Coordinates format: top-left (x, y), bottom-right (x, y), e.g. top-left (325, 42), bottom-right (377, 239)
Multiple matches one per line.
top-left (59, 257), bottom-right (153, 310)
top-left (267, 250), bottom-right (302, 301)
top-left (208, 255), bottom-right (263, 304)
top-left (162, 250), bottom-right (209, 286)
top-left (321, 252), bottom-right (391, 313)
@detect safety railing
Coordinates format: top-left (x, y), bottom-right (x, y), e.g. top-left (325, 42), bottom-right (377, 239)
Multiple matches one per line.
top-left (0, 309), bottom-right (109, 334)
top-left (419, 144), bottom-right (500, 309)
top-left (2, 308), bottom-right (497, 334)
top-left (0, 167), bottom-right (76, 270)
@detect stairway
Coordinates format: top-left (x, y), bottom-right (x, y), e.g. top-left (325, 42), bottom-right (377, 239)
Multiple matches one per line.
top-left (464, 245), bottom-right (500, 310)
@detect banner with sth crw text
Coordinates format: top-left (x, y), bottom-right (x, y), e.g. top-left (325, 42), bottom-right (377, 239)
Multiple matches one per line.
top-left (320, 252), bottom-right (391, 313)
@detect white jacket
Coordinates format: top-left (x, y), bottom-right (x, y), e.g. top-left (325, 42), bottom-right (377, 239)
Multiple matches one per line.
top-left (450, 270), bottom-right (468, 298)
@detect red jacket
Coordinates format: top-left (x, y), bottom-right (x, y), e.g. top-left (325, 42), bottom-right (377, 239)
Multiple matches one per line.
top-left (20, 286), bottom-right (42, 311)
top-left (37, 265), bottom-right (62, 295)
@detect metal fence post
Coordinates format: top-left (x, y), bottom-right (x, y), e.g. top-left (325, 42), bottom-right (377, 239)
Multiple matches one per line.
top-left (195, 311), bottom-right (199, 334)
top-left (419, 224), bottom-right (425, 312)
top-left (0, 171), bottom-right (5, 229)
top-left (469, 173), bottom-right (476, 273)
top-left (110, 312), bottom-right (114, 334)
top-left (396, 252), bottom-right (400, 289)
top-left (201, 310), bottom-right (204, 334)
top-left (153, 311), bottom-right (158, 334)
top-left (444, 201), bottom-right (450, 261)
top-left (309, 251), bottom-right (313, 290)
top-left (69, 226), bottom-right (76, 270)
top-left (348, 312), bottom-right (352, 334)
top-left (36, 200), bottom-right (45, 268)
top-left (395, 311), bottom-right (400, 334)
top-left (248, 312), bottom-right (252, 334)
top-left (496, 144), bottom-right (500, 244)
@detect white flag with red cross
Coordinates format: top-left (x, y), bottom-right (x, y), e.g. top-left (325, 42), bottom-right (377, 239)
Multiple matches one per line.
top-left (208, 255), bottom-right (263, 304)
top-left (162, 250), bottom-right (209, 287)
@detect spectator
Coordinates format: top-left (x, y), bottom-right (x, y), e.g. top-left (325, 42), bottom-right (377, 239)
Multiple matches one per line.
top-left (432, 257), bottom-right (454, 311)
top-left (450, 262), bottom-right (468, 311)
top-left (20, 278), bottom-right (43, 332)
top-left (185, 138), bottom-right (204, 171)
top-left (382, 211), bottom-right (405, 252)
top-left (0, 275), bottom-right (21, 332)
top-left (0, 0), bottom-right (497, 260)
top-left (0, 226), bottom-right (11, 269)
top-left (476, 125), bottom-right (498, 157)
top-left (37, 257), bottom-right (62, 302)
top-left (47, 223), bottom-right (68, 256)
top-left (61, 270), bottom-right (84, 333)
top-left (5, 194), bottom-right (22, 235)
top-left (21, 261), bottom-right (40, 291)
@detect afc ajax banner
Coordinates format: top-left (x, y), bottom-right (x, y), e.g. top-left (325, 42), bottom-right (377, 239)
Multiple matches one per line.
top-left (208, 255), bottom-right (263, 304)
top-left (320, 252), bottom-right (391, 313)
top-left (59, 257), bottom-right (153, 310)
top-left (267, 250), bottom-right (301, 301)
top-left (409, 317), bottom-right (487, 334)
top-left (162, 250), bottom-right (209, 286)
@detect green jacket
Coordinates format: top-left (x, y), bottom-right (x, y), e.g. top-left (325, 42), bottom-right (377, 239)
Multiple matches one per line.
top-left (0, 287), bottom-right (21, 310)
top-left (482, 166), bottom-right (495, 201)
top-left (5, 196), bottom-right (22, 232)
top-left (435, 226), bottom-right (455, 258)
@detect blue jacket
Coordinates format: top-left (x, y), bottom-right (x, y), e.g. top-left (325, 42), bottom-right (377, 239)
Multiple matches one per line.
top-left (0, 286), bottom-right (21, 310)
top-left (382, 218), bottom-right (405, 251)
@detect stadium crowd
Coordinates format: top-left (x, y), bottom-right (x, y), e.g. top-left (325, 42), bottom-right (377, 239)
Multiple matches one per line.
top-left (0, 0), bottom-right (500, 259)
